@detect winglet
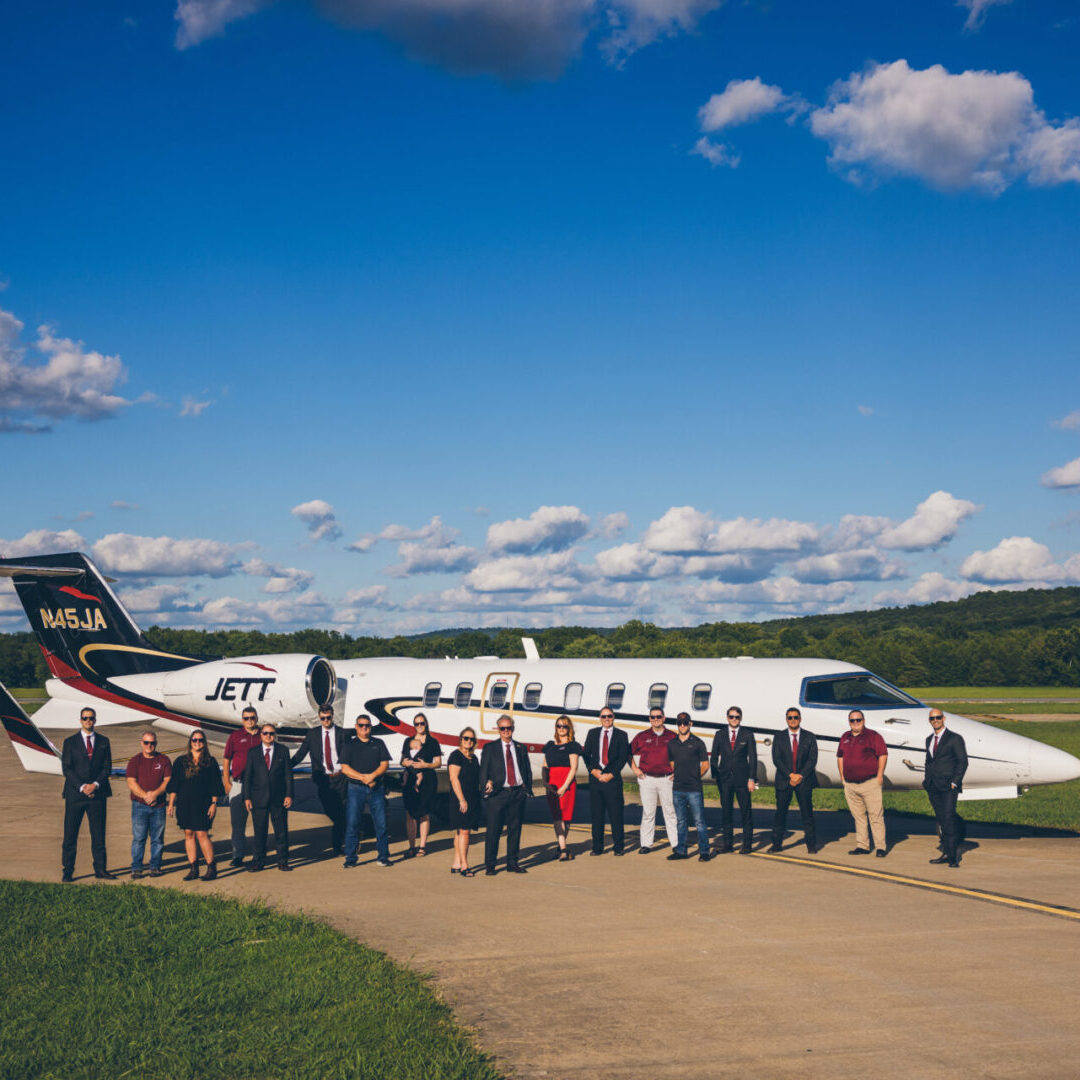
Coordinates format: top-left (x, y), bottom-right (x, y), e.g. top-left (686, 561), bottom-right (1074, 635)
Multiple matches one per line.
top-left (522, 637), bottom-right (540, 662)
top-left (0, 680), bottom-right (63, 775)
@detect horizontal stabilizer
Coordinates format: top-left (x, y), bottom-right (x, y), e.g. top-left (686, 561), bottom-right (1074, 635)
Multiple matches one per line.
top-left (32, 696), bottom-right (153, 729)
top-left (0, 680), bottom-right (62, 776)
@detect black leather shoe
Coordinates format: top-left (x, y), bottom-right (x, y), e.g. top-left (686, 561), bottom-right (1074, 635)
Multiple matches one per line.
top-left (131, 870), bottom-right (144, 879)
top-left (929, 855), bottom-right (950, 864)
top-left (613, 849), bottom-right (625, 856)
top-left (183, 865), bottom-right (200, 881)
top-left (849, 848), bottom-right (871, 856)
top-left (248, 862), bottom-right (264, 873)
top-left (203, 864), bottom-right (217, 881)
top-left (698, 853), bottom-right (710, 862)
top-left (149, 868), bottom-right (162, 877)
top-left (806, 845), bottom-right (818, 855)
top-left (768, 843), bottom-right (781, 853)
top-left (484, 868), bottom-right (497, 876)
top-left (716, 845), bottom-right (733, 855)
top-left (94, 870), bottom-right (117, 880)
top-left (666, 851), bottom-right (689, 861)
top-left (948, 860), bottom-right (960, 868)
top-left (278, 863), bottom-right (292, 872)
top-left (740, 846), bottom-right (753, 854)
top-left (589, 850), bottom-right (603, 856)
top-left (229, 858), bottom-right (244, 868)
top-left (506, 865), bottom-right (528, 874)
top-left (61, 872), bottom-right (73, 883)
top-left (638, 847), bottom-right (652, 855)
top-left (876, 850), bottom-right (887, 858)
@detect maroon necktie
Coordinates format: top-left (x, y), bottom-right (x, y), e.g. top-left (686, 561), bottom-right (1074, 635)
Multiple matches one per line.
top-left (505, 743), bottom-right (517, 786)
top-left (265, 749), bottom-right (272, 770)
top-left (791, 733), bottom-right (798, 770)
top-left (730, 729), bottom-right (737, 751)
top-left (86, 736), bottom-right (93, 757)
top-left (601, 730), bottom-right (610, 767)
top-left (932, 734), bottom-right (939, 756)
top-left (324, 730), bottom-right (332, 772)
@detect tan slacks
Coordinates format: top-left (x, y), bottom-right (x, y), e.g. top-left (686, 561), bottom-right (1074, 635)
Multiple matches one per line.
top-left (843, 777), bottom-right (886, 850)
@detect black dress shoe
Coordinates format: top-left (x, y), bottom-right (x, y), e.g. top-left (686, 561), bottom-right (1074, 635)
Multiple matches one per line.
top-left (229, 858), bottom-right (244, 868)
top-left (278, 863), bottom-right (292, 872)
top-left (806, 845), bottom-right (818, 855)
top-left (506, 865), bottom-right (528, 874)
top-left (768, 843), bottom-right (782, 853)
top-left (740, 846), bottom-right (753, 854)
top-left (484, 868), bottom-right (497, 876)
top-left (248, 862), bottom-right (265, 872)
top-left (667, 851), bottom-right (689, 861)
top-left (61, 873), bottom-right (73, 883)
top-left (848, 848), bottom-right (871, 856)
top-left (94, 870), bottom-right (117, 880)
top-left (613, 849), bottom-right (625, 856)
top-left (589, 850), bottom-right (603, 857)
top-left (876, 850), bottom-right (887, 858)
top-left (698, 853), bottom-right (710, 862)
top-left (929, 855), bottom-right (950, 864)
top-left (638, 847), bottom-right (652, 855)
top-left (948, 859), bottom-right (960, 868)
top-left (716, 845), bottom-right (733, 855)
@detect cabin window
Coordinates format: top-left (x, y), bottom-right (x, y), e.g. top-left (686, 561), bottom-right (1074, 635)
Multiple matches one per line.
top-left (488, 681), bottom-right (509, 709)
top-left (605, 682), bottom-right (625, 711)
top-left (801, 673), bottom-right (920, 709)
top-left (564, 682), bottom-right (583, 711)
top-left (523, 682), bottom-right (542, 710)
top-left (454, 682), bottom-right (473, 708)
top-left (648, 683), bottom-right (668, 711)
top-left (423, 682), bottom-right (441, 708)
top-left (692, 683), bottom-right (711, 711)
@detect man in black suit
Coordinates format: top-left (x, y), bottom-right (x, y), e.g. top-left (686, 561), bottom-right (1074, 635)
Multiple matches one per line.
top-left (924, 709), bottom-right (968, 867)
top-left (291, 705), bottom-right (347, 856)
top-left (243, 723), bottom-right (294, 871)
top-left (583, 708), bottom-right (630, 855)
top-left (479, 714), bottom-right (533, 875)
top-left (770, 706), bottom-right (819, 854)
top-left (61, 707), bottom-right (115, 881)
top-left (710, 704), bottom-right (758, 854)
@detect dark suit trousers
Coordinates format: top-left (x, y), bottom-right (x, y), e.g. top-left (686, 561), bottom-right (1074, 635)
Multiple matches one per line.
top-left (773, 784), bottom-right (816, 847)
top-left (314, 773), bottom-right (346, 852)
top-left (927, 786), bottom-right (961, 860)
top-left (251, 803), bottom-right (289, 865)
top-left (589, 777), bottom-right (625, 853)
top-left (484, 786), bottom-right (527, 869)
top-left (230, 792), bottom-right (250, 859)
top-left (718, 779), bottom-right (753, 848)
top-left (62, 798), bottom-right (107, 874)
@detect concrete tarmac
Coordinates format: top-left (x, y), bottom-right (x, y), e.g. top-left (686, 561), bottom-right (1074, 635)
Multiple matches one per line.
top-left (3, 723), bottom-right (1079, 1080)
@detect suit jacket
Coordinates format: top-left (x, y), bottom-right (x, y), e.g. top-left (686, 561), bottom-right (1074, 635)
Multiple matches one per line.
top-left (771, 727), bottom-right (818, 791)
top-left (923, 728), bottom-right (967, 793)
top-left (582, 725), bottom-right (630, 778)
top-left (242, 741), bottom-right (294, 807)
top-left (61, 732), bottom-right (112, 800)
top-left (291, 725), bottom-right (346, 776)
top-left (479, 738), bottom-right (533, 795)
top-left (710, 725), bottom-right (758, 785)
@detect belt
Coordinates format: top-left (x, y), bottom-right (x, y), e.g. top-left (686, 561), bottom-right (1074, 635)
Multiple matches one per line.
top-left (643, 772), bottom-right (672, 778)
top-left (845, 776), bottom-right (876, 784)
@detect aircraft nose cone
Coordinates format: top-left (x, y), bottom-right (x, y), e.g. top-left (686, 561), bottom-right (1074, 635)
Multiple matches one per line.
top-left (1029, 741), bottom-right (1080, 785)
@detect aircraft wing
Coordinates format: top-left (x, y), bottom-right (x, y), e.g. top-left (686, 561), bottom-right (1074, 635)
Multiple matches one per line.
top-left (1, 680), bottom-right (63, 776)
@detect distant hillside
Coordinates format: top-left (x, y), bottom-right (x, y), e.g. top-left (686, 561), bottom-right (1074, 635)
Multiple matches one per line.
top-left (1, 586), bottom-right (1078, 688)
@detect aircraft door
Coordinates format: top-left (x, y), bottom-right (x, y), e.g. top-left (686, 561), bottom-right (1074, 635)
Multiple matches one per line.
top-left (480, 672), bottom-right (519, 736)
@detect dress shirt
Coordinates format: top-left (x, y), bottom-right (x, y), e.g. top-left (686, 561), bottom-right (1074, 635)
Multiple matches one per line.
top-left (322, 727), bottom-right (340, 773)
top-left (502, 740), bottom-right (522, 788)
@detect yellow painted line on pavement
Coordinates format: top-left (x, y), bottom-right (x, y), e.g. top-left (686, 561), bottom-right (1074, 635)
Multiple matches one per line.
top-left (755, 851), bottom-right (1080, 922)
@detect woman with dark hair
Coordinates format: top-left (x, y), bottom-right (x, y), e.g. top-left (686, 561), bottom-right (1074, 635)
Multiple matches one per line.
top-left (543, 716), bottom-right (583, 862)
top-left (166, 729), bottom-right (226, 880)
top-left (400, 713), bottom-right (442, 857)
top-left (446, 727), bottom-right (481, 877)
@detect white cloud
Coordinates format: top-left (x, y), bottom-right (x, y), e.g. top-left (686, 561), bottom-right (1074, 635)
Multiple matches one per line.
top-left (91, 533), bottom-right (254, 577)
top-left (686, 577), bottom-right (856, 609)
top-left (788, 548), bottom-right (905, 584)
top-left (593, 542), bottom-right (682, 581)
top-left (809, 60), bottom-right (1080, 193)
top-left (0, 528), bottom-right (87, 557)
top-left (291, 499), bottom-right (343, 542)
top-left (179, 395), bottom-right (212, 417)
top-left (349, 515), bottom-right (455, 552)
top-left (242, 558), bottom-right (314, 594)
top-left (874, 572), bottom-right (988, 606)
top-left (691, 138), bottom-right (740, 168)
top-left (960, 536), bottom-right (1077, 583)
top-left (698, 77), bottom-right (795, 131)
top-left (828, 514), bottom-right (893, 551)
top-left (196, 589), bottom-right (330, 627)
top-left (597, 511), bottom-right (629, 539)
top-left (464, 550), bottom-right (585, 593)
top-left (857, 404), bottom-right (874, 416)
top-left (958, 0), bottom-right (1013, 32)
top-left (174, 0), bottom-right (273, 49)
top-left (1041, 456), bottom-right (1080, 490)
top-left (1052, 410), bottom-right (1080, 431)
top-left (679, 552), bottom-right (780, 582)
top-left (642, 506), bottom-right (820, 555)
top-left (384, 540), bottom-right (480, 577)
top-left (0, 305), bottom-right (142, 434)
top-left (487, 505), bottom-right (590, 555)
top-left (73, 511), bottom-right (95, 522)
top-left (115, 583), bottom-right (192, 613)
top-left (110, 500), bottom-right (140, 511)
top-left (876, 491), bottom-right (979, 551)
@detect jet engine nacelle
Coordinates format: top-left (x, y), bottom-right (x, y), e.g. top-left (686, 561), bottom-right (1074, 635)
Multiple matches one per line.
top-left (160, 654), bottom-right (336, 727)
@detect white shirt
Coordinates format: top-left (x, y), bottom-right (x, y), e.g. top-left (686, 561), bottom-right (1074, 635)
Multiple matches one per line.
top-left (728, 725), bottom-right (740, 745)
top-left (500, 740), bottom-right (521, 788)
top-left (928, 726), bottom-right (946, 755)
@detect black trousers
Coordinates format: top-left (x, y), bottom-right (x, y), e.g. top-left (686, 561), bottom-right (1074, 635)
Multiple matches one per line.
top-left (251, 803), bottom-right (289, 865)
top-left (484, 786), bottom-right (527, 870)
top-left (62, 797), bottom-right (107, 874)
top-left (589, 777), bottom-right (625, 854)
top-left (230, 793), bottom-right (250, 860)
top-left (773, 783), bottom-right (816, 848)
top-left (718, 779), bottom-right (754, 849)
top-left (314, 774), bottom-right (346, 853)
top-left (927, 786), bottom-right (962, 860)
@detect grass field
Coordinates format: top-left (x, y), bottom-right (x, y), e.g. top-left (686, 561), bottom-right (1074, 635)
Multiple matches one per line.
top-left (0, 881), bottom-right (500, 1080)
top-left (907, 686), bottom-right (1080, 699)
top-left (938, 703), bottom-right (1080, 715)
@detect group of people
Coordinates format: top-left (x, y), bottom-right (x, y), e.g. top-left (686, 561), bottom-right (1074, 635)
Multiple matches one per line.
top-left (59, 701), bottom-right (970, 881)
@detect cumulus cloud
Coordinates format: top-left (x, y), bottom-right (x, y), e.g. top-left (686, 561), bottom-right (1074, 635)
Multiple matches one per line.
top-left (465, 550), bottom-right (585, 593)
top-left (597, 511), bottom-right (629, 539)
top-left (0, 528), bottom-right (87, 557)
top-left (349, 515), bottom-right (455, 552)
top-left (958, 0), bottom-right (1013, 32)
top-left (174, 0), bottom-right (273, 49)
top-left (594, 542), bottom-right (682, 581)
top-left (874, 572), bottom-right (988, 606)
top-left (1041, 457), bottom-right (1080, 490)
top-left (92, 533), bottom-right (254, 577)
top-left (242, 558), bottom-right (314, 594)
top-left (384, 540), bottom-right (480, 577)
top-left (788, 548), bottom-right (905, 584)
top-left (809, 60), bottom-right (1080, 193)
top-left (0, 305), bottom-right (143, 434)
top-left (115, 583), bottom-right (193, 614)
top-left (291, 499), bottom-right (343, 542)
top-left (698, 77), bottom-right (798, 130)
top-left (487, 505), bottom-right (590, 555)
top-left (691, 138), bottom-right (740, 167)
top-left (685, 577), bottom-right (856, 610)
top-left (1052, 410), bottom-right (1080, 431)
top-left (642, 506), bottom-right (820, 555)
top-left (960, 536), bottom-right (1080, 583)
top-left (179, 396), bottom-right (212, 417)
top-left (876, 491), bottom-right (979, 551)
top-left (196, 589), bottom-right (330, 627)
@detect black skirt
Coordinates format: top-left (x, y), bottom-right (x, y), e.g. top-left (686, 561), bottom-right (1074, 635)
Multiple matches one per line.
top-left (446, 750), bottom-right (480, 830)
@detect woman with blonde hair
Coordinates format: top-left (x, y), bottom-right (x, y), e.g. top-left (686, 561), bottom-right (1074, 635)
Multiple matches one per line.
top-left (166, 729), bottom-right (225, 880)
top-left (543, 715), bottom-right (583, 861)
top-left (446, 727), bottom-right (481, 877)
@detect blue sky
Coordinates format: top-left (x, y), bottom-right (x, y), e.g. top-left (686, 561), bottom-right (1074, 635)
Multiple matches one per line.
top-left (1, 0), bottom-right (1079, 633)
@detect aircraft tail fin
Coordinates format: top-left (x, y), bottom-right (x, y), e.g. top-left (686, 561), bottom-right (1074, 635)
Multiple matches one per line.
top-left (0, 551), bottom-right (197, 684)
top-left (0, 679), bottom-right (62, 776)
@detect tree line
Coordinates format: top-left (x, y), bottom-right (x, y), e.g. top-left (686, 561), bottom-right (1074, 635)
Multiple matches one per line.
top-left (1, 585), bottom-right (1078, 688)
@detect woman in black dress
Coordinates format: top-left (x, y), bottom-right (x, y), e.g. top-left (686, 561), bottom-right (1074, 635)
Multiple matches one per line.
top-left (543, 716), bottom-right (583, 862)
top-left (400, 713), bottom-right (442, 857)
top-left (447, 727), bottom-right (481, 877)
top-left (166, 729), bottom-right (226, 880)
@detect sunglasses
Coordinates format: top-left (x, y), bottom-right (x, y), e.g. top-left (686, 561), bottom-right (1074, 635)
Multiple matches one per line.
top-left (357, 723), bottom-right (372, 729)
top-left (498, 726), bottom-right (513, 732)
top-left (556, 724), bottom-right (570, 730)
top-left (727, 714), bottom-right (741, 720)
top-left (600, 714), bottom-right (614, 720)
top-left (261, 731), bottom-right (276, 737)
top-left (190, 738), bottom-right (205, 744)
top-left (677, 720), bottom-right (691, 726)
top-left (142, 740), bottom-right (157, 746)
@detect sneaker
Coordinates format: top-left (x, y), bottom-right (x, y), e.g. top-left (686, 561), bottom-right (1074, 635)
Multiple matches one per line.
top-left (149, 869), bottom-right (162, 878)
top-left (343, 859), bottom-right (358, 868)
top-left (131, 870), bottom-right (144, 880)
top-left (376, 859), bottom-right (392, 868)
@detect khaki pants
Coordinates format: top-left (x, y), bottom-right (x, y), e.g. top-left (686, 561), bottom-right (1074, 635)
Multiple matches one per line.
top-left (843, 777), bottom-right (886, 850)
top-left (637, 774), bottom-right (675, 850)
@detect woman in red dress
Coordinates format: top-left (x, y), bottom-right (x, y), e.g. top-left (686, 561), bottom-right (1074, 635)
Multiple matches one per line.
top-left (543, 715), bottom-right (583, 862)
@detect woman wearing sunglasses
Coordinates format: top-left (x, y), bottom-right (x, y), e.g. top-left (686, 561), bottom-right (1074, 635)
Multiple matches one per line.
top-left (400, 713), bottom-right (442, 857)
top-left (166, 728), bottom-right (225, 881)
top-left (543, 716), bottom-right (583, 861)
top-left (447, 727), bottom-right (481, 877)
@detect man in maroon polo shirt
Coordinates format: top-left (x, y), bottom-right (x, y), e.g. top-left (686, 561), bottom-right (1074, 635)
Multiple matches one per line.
top-left (837, 709), bottom-right (888, 857)
top-left (223, 706), bottom-right (262, 867)
top-left (126, 729), bottom-right (171, 878)
top-left (630, 709), bottom-right (677, 853)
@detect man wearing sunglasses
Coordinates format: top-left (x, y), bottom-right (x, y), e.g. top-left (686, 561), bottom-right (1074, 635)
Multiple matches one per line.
top-left (630, 709), bottom-right (676, 854)
top-left (60, 707), bottom-right (115, 881)
top-left (243, 724), bottom-right (295, 872)
top-left (125, 729), bottom-right (172, 878)
top-left (291, 705), bottom-right (347, 857)
top-left (479, 714), bottom-right (533, 874)
top-left (341, 714), bottom-right (392, 867)
top-left (924, 709), bottom-right (968, 868)
top-left (710, 705), bottom-right (757, 854)
top-left (223, 706), bottom-right (262, 868)
top-left (770, 707), bottom-right (819, 854)
top-left (583, 708), bottom-right (630, 855)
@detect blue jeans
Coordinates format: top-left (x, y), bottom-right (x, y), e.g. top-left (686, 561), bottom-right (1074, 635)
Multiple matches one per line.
top-left (344, 781), bottom-right (389, 862)
top-left (673, 790), bottom-right (708, 855)
top-left (131, 803), bottom-right (166, 872)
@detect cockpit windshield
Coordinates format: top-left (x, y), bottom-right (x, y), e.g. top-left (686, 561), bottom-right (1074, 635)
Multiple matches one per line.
top-left (801, 673), bottom-right (921, 709)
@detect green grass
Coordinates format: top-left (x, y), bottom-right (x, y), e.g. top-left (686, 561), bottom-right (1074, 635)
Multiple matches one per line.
top-left (906, 686), bottom-right (1080, 699)
top-left (0, 881), bottom-right (500, 1080)
top-left (943, 703), bottom-right (1080, 716)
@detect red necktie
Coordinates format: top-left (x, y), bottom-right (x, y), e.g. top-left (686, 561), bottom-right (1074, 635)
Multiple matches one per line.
top-left (265, 749), bottom-right (272, 770)
top-left (505, 743), bottom-right (517, 786)
top-left (730, 729), bottom-right (737, 751)
top-left (324, 730), bottom-right (332, 772)
top-left (601, 730), bottom-right (610, 767)
top-left (932, 734), bottom-right (939, 756)
top-left (791, 733), bottom-right (798, 770)
top-left (86, 736), bottom-right (93, 757)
